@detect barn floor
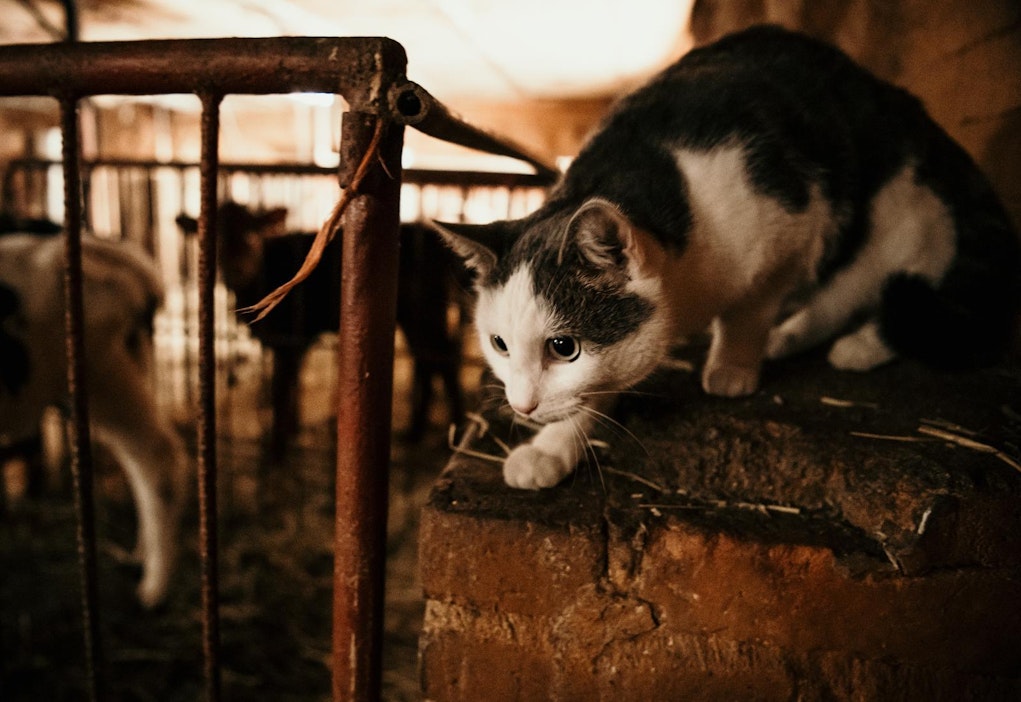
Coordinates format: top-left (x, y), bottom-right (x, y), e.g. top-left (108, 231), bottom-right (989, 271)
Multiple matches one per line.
top-left (0, 337), bottom-right (477, 701)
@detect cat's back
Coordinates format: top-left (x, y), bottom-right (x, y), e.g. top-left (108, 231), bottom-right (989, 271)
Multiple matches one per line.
top-left (620, 24), bottom-right (914, 135)
top-left (553, 25), bottom-right (937, 247)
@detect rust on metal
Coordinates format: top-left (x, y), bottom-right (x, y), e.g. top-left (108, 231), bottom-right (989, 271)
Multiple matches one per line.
top-left (388, 81), bottom-right (559, 179)
top-left (331, 111), bottom-right (405, 701)
top-left (197, 91), bottom-right (224, 702)
top-left (60, 95), bottom-right (104, 702)
top-left (0, 37), bottom-right (407, 112)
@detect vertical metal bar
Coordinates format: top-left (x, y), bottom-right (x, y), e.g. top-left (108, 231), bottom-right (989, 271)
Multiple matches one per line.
top-left (60, 95), bottom-right (104, 702)
top-left (197, 92), bottom-right (223, 702)
top-left (60, 0), bottom-right (79, 42)
top-left (331, 112), bottom-right (404, 701)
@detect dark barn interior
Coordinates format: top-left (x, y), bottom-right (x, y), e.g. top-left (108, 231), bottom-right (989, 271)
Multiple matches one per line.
top-left (1, 1), bottom-right (1020, 700)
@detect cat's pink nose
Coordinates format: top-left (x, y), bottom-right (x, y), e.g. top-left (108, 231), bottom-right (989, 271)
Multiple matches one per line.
top-left (510, 399), bottom-right (538, 417)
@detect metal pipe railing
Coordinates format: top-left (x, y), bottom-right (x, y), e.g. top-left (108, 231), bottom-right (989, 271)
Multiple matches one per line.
top-left (196, 91), bottom-right (223, 701)
top-left (0, 35), bottom-right (556, 702)
top-left (331, 109), bottom-right (404, 701)
top-left (58, 94), bottom-right (104, 702)
top-left (0, 37), bottom-right (403, 106)
top-left (3, 157), bottom-right (554, 187)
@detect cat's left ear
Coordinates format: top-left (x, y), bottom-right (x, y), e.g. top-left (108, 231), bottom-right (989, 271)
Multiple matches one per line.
top-left (568, 199), bottom-right (659, 279)
top-left (429, 220), bottom-right (514, 278)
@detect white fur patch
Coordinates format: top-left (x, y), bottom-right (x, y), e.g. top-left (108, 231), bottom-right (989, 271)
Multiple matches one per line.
top-left (766, 164), bottom-right (956, 360)
top-left (674, 143), bottom-right (829, 297)
top-left (867, 165), bottom-right (956, 281)
top-left (476, 266), bottom-right (590, 420)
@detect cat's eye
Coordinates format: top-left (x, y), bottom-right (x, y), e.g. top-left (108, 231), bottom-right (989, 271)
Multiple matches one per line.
top-left (546, 335), bottom-right (581, 362)
top-left (490, 334), bottom-right (509, 356)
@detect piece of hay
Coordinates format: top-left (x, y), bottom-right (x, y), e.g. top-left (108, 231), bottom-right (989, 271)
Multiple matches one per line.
top-left (916, 425), bottom-right (1021, 474)
top-left (820, 396), bottom-right (880, 410)
top-left (850, 431), bottom-right (935, 443)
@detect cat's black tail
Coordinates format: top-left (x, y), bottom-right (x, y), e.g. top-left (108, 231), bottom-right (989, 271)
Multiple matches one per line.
top-left (880, 124), bottom-right (1021, 370)
top-left (879, 220), bottom-right (1020, 370)
top-left (880, 274), bottom-right (1017, 369)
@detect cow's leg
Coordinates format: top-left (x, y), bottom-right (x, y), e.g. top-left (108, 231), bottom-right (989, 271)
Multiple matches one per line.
top-left (89, 345), bottom-right (188, 608)
top-left (269, 345), bottom-right (304, 460)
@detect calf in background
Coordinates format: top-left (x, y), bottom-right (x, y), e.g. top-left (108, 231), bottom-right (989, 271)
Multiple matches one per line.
top-left (0, 224), bottom-right (189, 608)
top-left (177, 202), bottom-right (464, 457)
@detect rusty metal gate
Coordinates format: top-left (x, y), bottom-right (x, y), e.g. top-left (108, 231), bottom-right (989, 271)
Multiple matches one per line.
top-left (0, 36), bottom-right (555, 701)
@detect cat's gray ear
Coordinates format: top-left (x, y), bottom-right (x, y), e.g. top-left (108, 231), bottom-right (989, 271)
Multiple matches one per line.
top-left (567, 199), bottom-right (650, 273)
top-left (429, 220), bottom-right (506, 277)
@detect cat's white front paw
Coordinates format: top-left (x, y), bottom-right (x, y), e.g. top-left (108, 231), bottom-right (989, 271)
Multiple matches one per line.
top-left (503, 444), bottom-right (572, 490)
top-left (701, 364), bottom-right (760, 397)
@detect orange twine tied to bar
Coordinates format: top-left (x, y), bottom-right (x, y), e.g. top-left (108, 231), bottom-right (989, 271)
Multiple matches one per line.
top-left (240, 118), bottom-right (385, 322)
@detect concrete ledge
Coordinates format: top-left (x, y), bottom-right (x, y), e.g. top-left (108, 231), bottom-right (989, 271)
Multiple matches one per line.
top-left (419, 352), bottom-right (1021, 701)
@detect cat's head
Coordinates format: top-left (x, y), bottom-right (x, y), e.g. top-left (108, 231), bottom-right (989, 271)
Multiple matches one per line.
top-left (433, 198), bottom-right (672, 423)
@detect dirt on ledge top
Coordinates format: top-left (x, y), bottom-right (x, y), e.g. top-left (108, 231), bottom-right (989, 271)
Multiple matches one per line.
top-left (429, 349), bottom-right (1021, 576)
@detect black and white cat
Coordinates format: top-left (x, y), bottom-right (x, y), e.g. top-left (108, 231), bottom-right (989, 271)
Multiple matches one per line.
top-left (434, 25), bottom-right (1021, 490)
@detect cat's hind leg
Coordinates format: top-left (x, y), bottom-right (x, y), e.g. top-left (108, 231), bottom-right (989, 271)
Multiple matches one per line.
top-left (769, 165), bottom-right (956, 366)
top-left (766, 285), bottom-right (864, 361)
top-left (827, 319), bottom-right (897, 371)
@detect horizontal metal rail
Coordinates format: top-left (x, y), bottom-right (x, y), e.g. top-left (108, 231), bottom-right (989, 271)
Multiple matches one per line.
top-left (3, 157), bottom-right (557, 191)
top-left (0, 37), bottom-right (403, 107)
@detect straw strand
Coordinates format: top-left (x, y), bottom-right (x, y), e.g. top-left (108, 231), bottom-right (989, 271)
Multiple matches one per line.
top-left (240, 117), bottom-right (386, 322)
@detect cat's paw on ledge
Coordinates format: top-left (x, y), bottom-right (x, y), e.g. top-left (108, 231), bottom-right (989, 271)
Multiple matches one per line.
top-left (701, 364), bottom-right (760, 397)
top-left (503, 445), bottom-right (571, 490)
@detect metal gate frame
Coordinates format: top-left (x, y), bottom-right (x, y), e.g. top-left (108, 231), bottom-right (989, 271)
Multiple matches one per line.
top-left (0, 36), bottom-right (555, 701)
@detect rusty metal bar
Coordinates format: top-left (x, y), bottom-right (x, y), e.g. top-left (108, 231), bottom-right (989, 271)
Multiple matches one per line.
top-left (0, 37), bottom-right (403, 111)
top-left (60, 95), bottom-right (104, 702)
top-left (197, 92), bottom-right (224, 702)
top-left (388, 81), bottom-right (559, 179)
top-left (331, 111), bottom-right (404, 701)
top-left (6, 157), bottom-right (555, 189)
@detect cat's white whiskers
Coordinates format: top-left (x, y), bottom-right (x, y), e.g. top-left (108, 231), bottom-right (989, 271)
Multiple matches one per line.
top-left (583, 388), bottom-right (664, 401)
top-left (578, 403), bottom-right (651, 459)
top-left (566, 412), bottom-right (606, 492)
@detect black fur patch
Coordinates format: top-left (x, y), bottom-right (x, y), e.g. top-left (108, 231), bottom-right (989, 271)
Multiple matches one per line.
top-left (533, 245), bottom-right (653, 349)
top-left (537, 25), bottom-right (972, 284)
